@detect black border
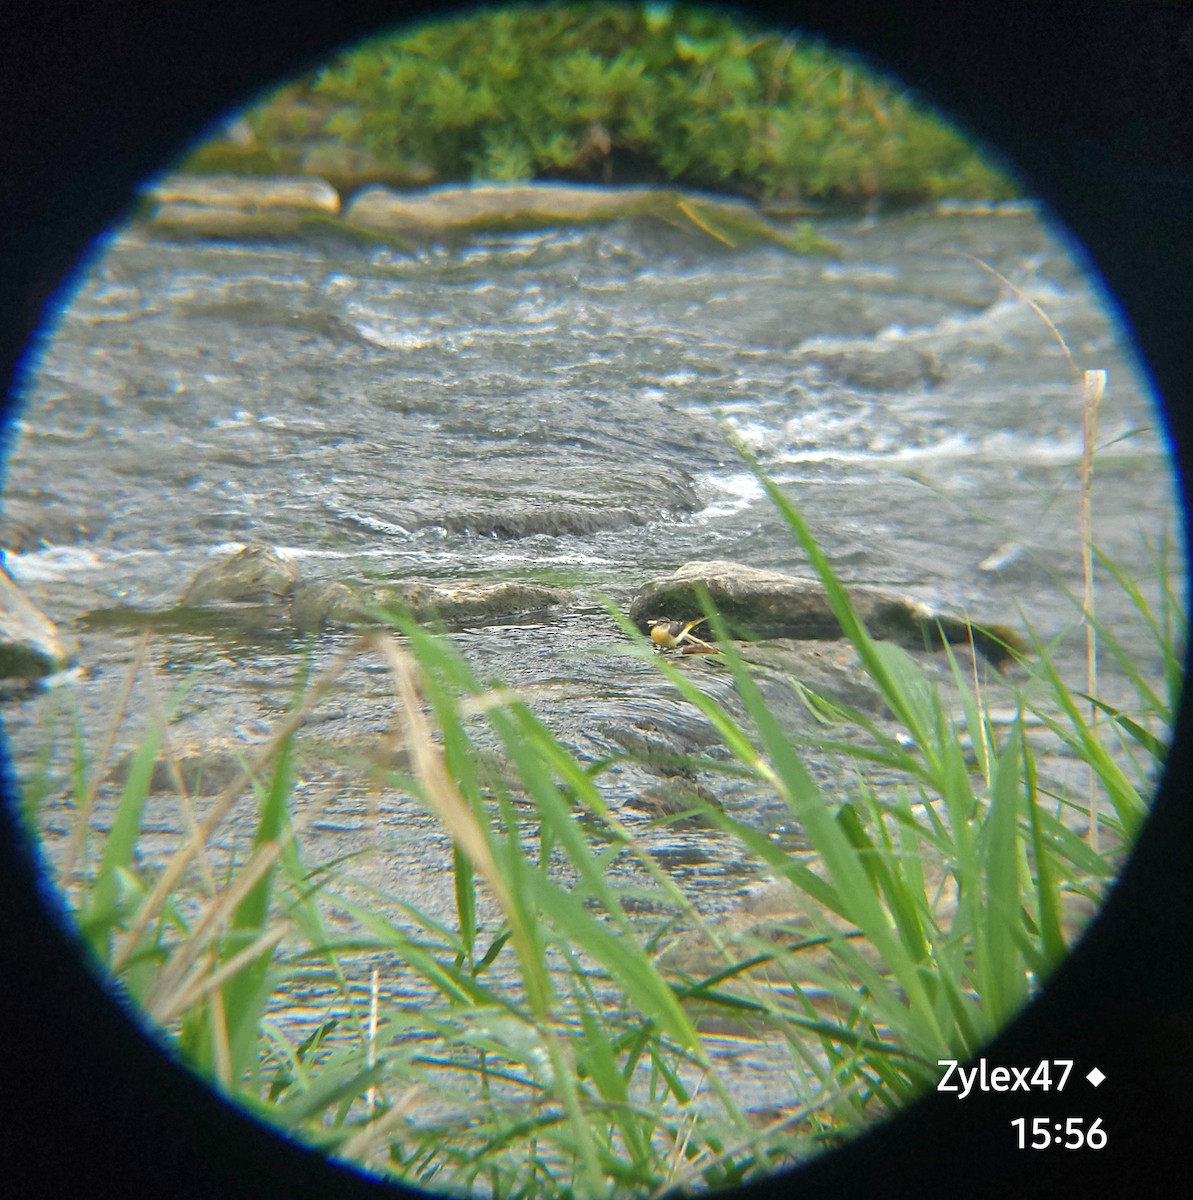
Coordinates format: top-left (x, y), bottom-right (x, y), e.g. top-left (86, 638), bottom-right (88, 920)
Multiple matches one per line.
top-left (3, 3), bottom-right (1191, 1197)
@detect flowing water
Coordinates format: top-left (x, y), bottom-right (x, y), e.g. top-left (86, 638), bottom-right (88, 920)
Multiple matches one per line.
top-left (0, 203), bottom-right (1182, 1133)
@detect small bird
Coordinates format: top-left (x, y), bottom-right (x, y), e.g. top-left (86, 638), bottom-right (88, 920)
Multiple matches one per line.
top-left (648, 616), bottom-right (717, 653)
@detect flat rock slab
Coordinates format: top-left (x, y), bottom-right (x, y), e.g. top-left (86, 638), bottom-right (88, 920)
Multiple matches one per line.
top-left (148, 206), bottom-right (345, 239)
top-left (149, 174), bottom-right (341, 214)
top-left (292, 578), bottom-right (568, 633)
top-left (346, 182), bottom-right (659, 229)
top-left (141, 176), bottom-right (829, 251)
top-left (629, 559), bottom-right (1023, 668)
top-left (147, 175), bottom-right (345, 239)
top-left (84, 546), bottom-right (568, 638)
top-left (344, 183), bottom-right (793, 248)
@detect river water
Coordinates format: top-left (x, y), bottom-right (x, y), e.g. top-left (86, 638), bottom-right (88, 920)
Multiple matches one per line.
top-left (1, 202), bottom-right (1183, 1149)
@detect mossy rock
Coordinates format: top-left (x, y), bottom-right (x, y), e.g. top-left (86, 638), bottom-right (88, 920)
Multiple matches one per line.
top-left (291, 576), bottom-right (569, 634)
top-left (180, 545), bottom-right (301, 607)
top-left (342, 182), bottom-right (821, 251)
top-left (372, 579), bottom-right (570, 627)
top-left (630, 560), bottom-right (1025, 668)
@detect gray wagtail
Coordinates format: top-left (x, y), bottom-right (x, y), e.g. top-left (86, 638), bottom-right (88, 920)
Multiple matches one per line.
top-left (648, 616), bottom-right (717, 653)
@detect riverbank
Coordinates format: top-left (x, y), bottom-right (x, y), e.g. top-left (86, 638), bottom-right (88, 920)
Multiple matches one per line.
top-left (186, 4), bottom-right (1017, 212)
top-left (143, 173), bottom-right (847, 252)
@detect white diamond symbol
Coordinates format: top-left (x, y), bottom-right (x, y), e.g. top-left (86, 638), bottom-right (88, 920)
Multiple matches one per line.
top-left (1087, 1067), bottom-right (1106, 1087)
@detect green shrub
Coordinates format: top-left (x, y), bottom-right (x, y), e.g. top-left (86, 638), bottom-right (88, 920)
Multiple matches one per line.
top-left (281, 3), bottom-right (1017, 205)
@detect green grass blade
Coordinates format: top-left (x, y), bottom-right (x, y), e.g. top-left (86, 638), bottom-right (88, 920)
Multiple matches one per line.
top-left (1022, 739), bottom-right (1067, 974)
top-left (980, 721), bottom-right (1028, 1026)
top-left (703, 601), bottom-right (947, 1049)
top-left (219, 735), bottom-right (295, 1080)
top-left (79, 721), bottom-right (164, 960)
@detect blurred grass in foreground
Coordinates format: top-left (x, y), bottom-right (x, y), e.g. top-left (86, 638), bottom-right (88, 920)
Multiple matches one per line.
top-left (25, 465), bottom-right (1181, 1199)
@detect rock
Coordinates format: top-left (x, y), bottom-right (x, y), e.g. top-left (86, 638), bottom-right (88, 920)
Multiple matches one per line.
top-left (792, 338), bottom-right (944, 391)
top-left (0, 567), bottom-right (76, 680)
top-left (291, 577), bottom-right (568, 634)
top-left (638, 776), bottom-right (723, 821)
top-left (373, 579), bottom-right (569, 627)
top-left (1, 499), bottom-right (107, 551)
top-left (343, 183), bottom-right (797, 248)
top-left (148, 206), bottom-right (341, 239)
top-left (138, 175), bottom-right (822, 251)
top-left (345, 182), bottom-right (661, 234)
top-left (147, 175), bottom-right (343, 238)
top-left (657, 845), bottom-right (1096, 995)
top-left (148, 174), bottom-right (341, 214)
top-left (290, 580), bottom-right (370, 634)
top-left (629, 559), bottom-right (1024, 668)
top-left (107, 746), bottom-right (251, 795)
top-left (78, 602), bottom-right (286, 639)
top-left (98, 554), bottom-right (565, 640)
top-left (736, 639), bottom-right (887, 713)
top-left (180, 545), bottom-right (300, 607)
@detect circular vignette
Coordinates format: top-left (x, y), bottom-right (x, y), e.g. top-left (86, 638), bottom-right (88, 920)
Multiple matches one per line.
top-left (1, 3), bottom-right (1191, 1199)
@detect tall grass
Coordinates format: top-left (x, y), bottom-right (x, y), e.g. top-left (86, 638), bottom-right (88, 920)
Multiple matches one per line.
top-left (25, 473), bottom-right (1181, 1198)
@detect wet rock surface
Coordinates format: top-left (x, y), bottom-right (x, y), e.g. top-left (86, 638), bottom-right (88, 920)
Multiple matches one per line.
top-left (147, 176), bottom-right (346, 240)
top-left (0, 567), bottom-right (77, 681)
top-left (292, 577), bottom-right (570, 632)
top-left (180, 545), bottom-right (302, 607)
top-left (791, 340), bottom-right (945, 392)
top-left (630, 559), bottom-right (1026, 667)
top-left (343, 183), bottom-right (795, 249)
top-left (344, 182), bottom-right (662, 232)
top-left (0, 499), bottom-right (108, 552)
top-left (142, 176), bottom-right (804, 250)
top-left (82, 545), bottom-right (571, 639)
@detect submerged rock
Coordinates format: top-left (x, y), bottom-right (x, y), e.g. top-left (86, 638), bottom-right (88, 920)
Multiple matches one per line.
top-left (629, 559), bottom-right (1024, 668)
top-left (290, 580), bottom-right (371, 635)
top-left (792, 339), bottom-right (944, 392)
top-left (90, 547), bottom-right (567, 640)
top-left (379, 579), bottom-right (568, 625)
top-left (79, 602), bottom-right (288, 640)
top-left (297, 578), bottom-right (570, 632)
top-left (638, 776), bottom-right (724, 821)
top-left (107, 745), bottom-right (253, 795)
top-left (0, 499), bottom-right (108, 552)
top-left (0, 567), bottom-right (76, 680)
top-left (387, 461), bottom-right (702, 540)
top-left (180, 545), bottom-right (301, 607)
